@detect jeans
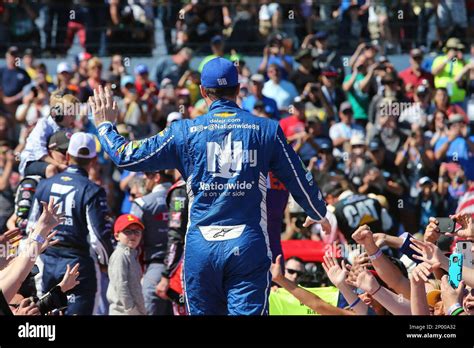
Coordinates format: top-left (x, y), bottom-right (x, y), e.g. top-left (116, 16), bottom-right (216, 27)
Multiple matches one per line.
top-left (142, 263), bottom-right (172, 315)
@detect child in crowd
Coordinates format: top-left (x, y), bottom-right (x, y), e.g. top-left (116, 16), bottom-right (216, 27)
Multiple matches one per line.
top-left (19, 90), bottom-right (77, 178)
top-left (107, 214), bottom-right (146, 315)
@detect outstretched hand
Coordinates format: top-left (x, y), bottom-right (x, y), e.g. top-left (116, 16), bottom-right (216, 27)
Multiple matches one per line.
top-left (58, 263), bottom-right (80, 293)
top-left (303, 216), bottom-right (331, 236)
top-left (322, 255), bottom-right (348, 287)
top-left (35, 198), bottom-right (65, 236)
top-left (409, 239), bottom-right (446, 270)
top-left (89, 86), bottom-right (119, 126)
top-left (449, 213), bottom-right (474, 239)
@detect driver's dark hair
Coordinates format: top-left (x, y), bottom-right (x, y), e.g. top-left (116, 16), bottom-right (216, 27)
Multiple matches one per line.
top-left (203, 85), bottom-right (240, 99)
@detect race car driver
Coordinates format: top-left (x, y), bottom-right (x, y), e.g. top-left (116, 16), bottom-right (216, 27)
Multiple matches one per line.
top-left (90, 57), bottom-right (330, 315)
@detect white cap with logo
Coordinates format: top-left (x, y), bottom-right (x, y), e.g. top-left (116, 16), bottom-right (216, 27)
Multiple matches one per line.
top-left (67, 132), bottom-right (97, 158)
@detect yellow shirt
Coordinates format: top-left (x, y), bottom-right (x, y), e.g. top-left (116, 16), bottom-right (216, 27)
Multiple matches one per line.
top-left (431, 55), bottom-right (466, 103)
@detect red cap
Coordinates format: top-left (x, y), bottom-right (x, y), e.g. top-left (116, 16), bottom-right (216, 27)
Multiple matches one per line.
top-left (114, 214), bottom-right (144, 236)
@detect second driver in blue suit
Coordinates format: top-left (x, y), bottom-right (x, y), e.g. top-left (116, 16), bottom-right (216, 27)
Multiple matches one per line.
top-left (90, 57), bottom-right (330, 315)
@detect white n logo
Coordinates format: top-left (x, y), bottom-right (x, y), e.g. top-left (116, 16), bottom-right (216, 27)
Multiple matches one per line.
top-left (207, 133), bottom-right (242, 178)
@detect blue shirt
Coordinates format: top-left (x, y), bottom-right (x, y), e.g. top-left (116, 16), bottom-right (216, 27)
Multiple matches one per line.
top-left (0, 66), bottom-right (31, 97)
top-left (264, 55), bottom-right (294, 80)
top-left (434, 136), bottom-right (470, 165)
top-left (242, 94), bottom-right (280, 120)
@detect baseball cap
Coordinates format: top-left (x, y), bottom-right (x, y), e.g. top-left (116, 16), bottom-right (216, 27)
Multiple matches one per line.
top-left (67, 132), bottom-right (97, 159)
top-left (48, 130), bottom-right (72, 152)
top-left (57, 62), bottom-right (73, 74)
top-left (7, 46), bottom-right (19, 56)
top-left (314, 31), bottom-right (328, 41)
top-left (340, 101), bottom-right (352, 113)
top-left (75, 52), bottom-right (92, 65)
top-left (167, 112), bottom-right (182, 123)
top-left (416, 84), bottom-right (429, 95)
top-left (114, 214), bottom-right (144, 236)
top-left (134, 64), bottom-right (149, 75)
top-left (317, 138), bottom-right (333, 151)
top-left (368, 138), bottom-right (383, 151)
top-left (120, 75), bottom-right (135, 88)
top-left (448, 113), bottom-right (465, 125)
top-left (321, 66), bottom-right (338, 77)
top-left (418, 176), bottom-right (433, 186)
top-left (201, 57), bottom-right (238, 88)
top-left (350, 134), bottom-right (365, 146)
top-left (410, 48), bottom-right (423, 58)
top-left (210, 35), bottom-right (223, 45)
top-left (445, 37), bottom-right (463, 49)
top-left (295, 48), bottom-right (312, 62)
top-left (250, 74), bottom-right (265, 84)
top-left (426, 290), bottom-right (442, 307)
top-left (322, 181), bottom-right (343, 198)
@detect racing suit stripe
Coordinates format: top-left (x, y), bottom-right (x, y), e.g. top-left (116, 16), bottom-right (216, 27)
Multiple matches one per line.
top-left (258, 172), bottom-right (272, 260)
top-left (97, 121), bottom-right (180, 172)
top-left (86, 205), bottom-right (110, 266)
top-left (273, 129), bottom-right (326, 221)
top-left (258, 172), bottom-right (271, 315)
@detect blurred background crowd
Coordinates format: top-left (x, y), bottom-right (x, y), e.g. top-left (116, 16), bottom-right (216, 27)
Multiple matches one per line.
top-left (0, 0), bottom-right (473, 316)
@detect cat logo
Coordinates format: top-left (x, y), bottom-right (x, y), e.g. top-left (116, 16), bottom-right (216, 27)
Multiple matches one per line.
top-left (213, 112), bottom-right (236, 118)
top-left (61, 176), bottom-right (73, 182)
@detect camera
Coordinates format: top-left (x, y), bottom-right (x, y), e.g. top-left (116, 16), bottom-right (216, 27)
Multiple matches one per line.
top-left (33, 285), bottom-right (68, 315)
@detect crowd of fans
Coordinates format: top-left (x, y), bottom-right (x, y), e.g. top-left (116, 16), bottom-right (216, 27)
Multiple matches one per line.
top-left (0, 1), bottom-right (474, 56)
top-left (0, 0), bottom-right (473, 316)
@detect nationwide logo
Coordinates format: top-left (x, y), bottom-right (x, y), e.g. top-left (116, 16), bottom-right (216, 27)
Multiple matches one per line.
top-left (199, 180), bottom-right (254, 191)
top-left (206, 133), bottom-right (257, 178)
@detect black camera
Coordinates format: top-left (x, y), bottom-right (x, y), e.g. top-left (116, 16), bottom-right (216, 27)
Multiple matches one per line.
top-left (33, 285), bottom-right (68, 315)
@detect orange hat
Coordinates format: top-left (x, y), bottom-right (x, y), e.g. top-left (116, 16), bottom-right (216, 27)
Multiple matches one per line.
top-left (114, 214), bottom-right (144, 236)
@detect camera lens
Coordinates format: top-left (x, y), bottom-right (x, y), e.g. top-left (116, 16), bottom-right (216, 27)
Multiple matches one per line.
top-left (453, 256), bottom-right (458, 262)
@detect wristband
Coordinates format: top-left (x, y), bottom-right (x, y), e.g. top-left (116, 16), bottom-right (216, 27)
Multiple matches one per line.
top-left (368, 248), bottom-right (383, 260)
top-left (447, 303), bottom-right (462, 316)
top-left (369, 284), bottom-right (382, 297)
top-left (30, 234), bottom-right (45, 245)
top-left (348, 297), bottom-right (361, 308)
top-left (451, 307), bottom-right (464, 316)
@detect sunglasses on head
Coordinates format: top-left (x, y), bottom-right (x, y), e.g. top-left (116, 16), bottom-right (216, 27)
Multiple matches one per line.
top-left (286, 268), bottom-right (304, 277)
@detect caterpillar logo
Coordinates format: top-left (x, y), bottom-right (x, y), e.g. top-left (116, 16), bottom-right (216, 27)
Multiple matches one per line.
top-left (214, 112), bottom-right (236, 118)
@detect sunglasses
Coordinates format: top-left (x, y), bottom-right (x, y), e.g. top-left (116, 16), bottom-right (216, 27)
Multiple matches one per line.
top-left (286, 268), bottom-right (304, 277)
top-left (122, 229), bottom-right (142, 236)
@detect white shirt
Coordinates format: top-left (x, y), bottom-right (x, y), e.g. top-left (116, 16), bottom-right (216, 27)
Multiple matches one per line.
top-left (329, 122), bottom-right (365, 143)
top-left (19, 116), bottom-right (61, 176)
top-left (262, 79), bottom-right (298, 110)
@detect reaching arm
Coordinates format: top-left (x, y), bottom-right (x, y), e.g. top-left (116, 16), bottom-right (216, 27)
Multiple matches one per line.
top-left (410, 263), bottom-right (432, 315)
top-left (272, 255), bottom-right (353, 315)
top-left (352, 226), bottom-right (411, 299)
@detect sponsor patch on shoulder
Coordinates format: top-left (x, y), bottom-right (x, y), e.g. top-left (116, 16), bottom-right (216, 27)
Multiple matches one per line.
top-left (213, 112), bottom-right (236, 118)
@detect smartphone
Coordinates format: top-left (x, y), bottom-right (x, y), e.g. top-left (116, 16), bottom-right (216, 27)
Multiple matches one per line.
top-left (449, 253), bottom-right (463, 288)
top-left (436, 217), bottom-right (456, 234)
top-left (458, 241), bottom-right (473, 269)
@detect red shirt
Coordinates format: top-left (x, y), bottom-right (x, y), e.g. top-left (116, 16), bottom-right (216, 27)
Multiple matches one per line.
top-left (399, 67), bottom-right (434, 100)
top-left (279, 115), bottom-right (305, 139)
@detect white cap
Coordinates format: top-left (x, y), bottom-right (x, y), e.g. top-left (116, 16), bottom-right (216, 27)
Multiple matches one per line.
top-left (167, 112), bottom-right (182, 123)
top-left (57, 62), bottom-right (73, 74)
top-left (350, 134), bottom-right (366, 146)
top-left (67, 132), bottom-right (97, 158)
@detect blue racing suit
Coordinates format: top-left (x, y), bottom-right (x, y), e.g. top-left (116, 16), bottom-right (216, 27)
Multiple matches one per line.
top-left (97, 99), bottom-right (327, 315)
top-left (27, 166), bottom-right (114, 315)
